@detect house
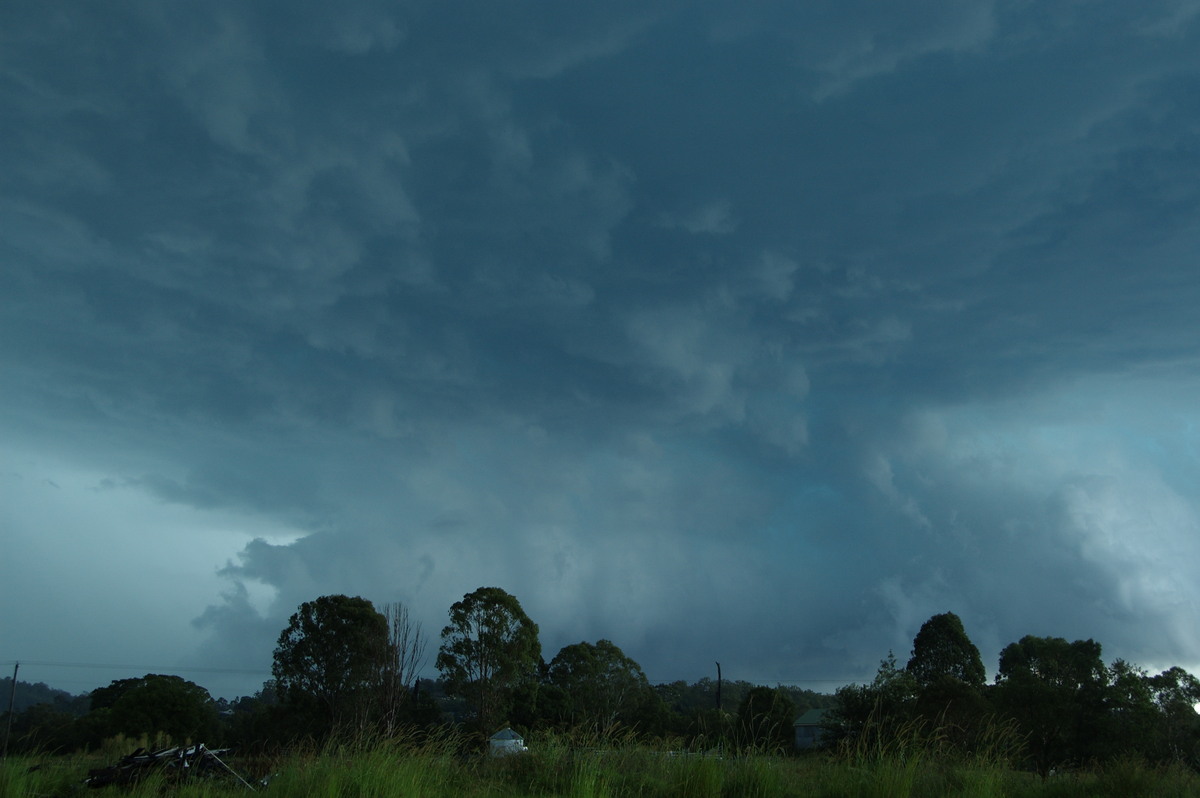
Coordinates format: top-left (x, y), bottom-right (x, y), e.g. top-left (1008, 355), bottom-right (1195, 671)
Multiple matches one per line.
top-left (793, 709), bottom-right (829, 750)
top-left (489, 727), bottom-right (528, 756)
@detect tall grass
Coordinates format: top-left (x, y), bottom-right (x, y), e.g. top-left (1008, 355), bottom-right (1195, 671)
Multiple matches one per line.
top-left (258, 727), bottom-right (472, 798)
top-left (820, 711), bottom-right (1026, 798)
top-left (2, 753), bottom-right (107, 797)
top-left (4, 725), bottom-right (1200, 797)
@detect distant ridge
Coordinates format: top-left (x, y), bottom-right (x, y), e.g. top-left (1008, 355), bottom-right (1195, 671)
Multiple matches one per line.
top-left (0, 677), bottom-right (89, 716)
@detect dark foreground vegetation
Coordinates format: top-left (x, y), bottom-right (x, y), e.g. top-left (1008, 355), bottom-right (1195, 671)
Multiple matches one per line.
top-left (4, 590), bottom-right (1200, 795)
top-left (4, 727), bottom-right (1200, 798)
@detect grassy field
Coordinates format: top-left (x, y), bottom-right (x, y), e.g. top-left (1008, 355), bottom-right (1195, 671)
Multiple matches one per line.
top-left (3, 731), bottom-right (1199, 798)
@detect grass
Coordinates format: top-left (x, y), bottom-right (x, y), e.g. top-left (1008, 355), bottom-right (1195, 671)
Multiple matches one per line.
top-left (3, 728), bottom-right (1200, 797)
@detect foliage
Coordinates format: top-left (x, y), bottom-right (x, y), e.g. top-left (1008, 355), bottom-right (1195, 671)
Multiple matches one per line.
top-left (272, 594), bottom-right (389, 734)
top-left (914, 673), bottom-right (993, 751)
top-left (652, 677), bottom-right (835, 743)
top-left (217, 682), bottom-right (284, 749)
top-left (898, 613), bottom-right (991, 753)
top-left (827, 650), bottom-right (919, 746)
top-left (544, 639), bottom-right (653, 735)
top-left (993, 635), bottom-right (1108, 774)
top-left (998, 635), bottom-right (1107, 690)
top-left (2, 678), bottom-right (92, 753)
top-left (86, 674), bottom-right (219, 746)
top-left (3, 702), bottom-right (87, 753)
top-left (735, 685), bottom-right (796, 752)
top-left (906, 612), bottom-right (986, 689)
top-left (1147, 665), bottom-right (1200, 763)
top-left (436, 585), bottom-right (541, 735)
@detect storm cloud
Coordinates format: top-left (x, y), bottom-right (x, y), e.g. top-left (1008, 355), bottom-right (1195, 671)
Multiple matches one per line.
top-left (3, 0), bottom-right (1200, 698)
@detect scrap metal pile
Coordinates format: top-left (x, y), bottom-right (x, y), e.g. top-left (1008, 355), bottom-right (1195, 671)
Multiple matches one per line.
top-left (85, 743), bottom-right (258, 790)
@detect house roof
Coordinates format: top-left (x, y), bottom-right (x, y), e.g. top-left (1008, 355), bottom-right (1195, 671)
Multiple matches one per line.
top-left (491, 727), bottom-right (524, 741)
top-left (794, 709), bottom-right (829, 726)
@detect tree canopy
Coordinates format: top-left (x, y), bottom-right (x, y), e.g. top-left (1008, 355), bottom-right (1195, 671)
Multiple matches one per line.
top-left (437, 586), bottom-right (541, 734)
top-left (88, 674), bottom-right (218, 744)
top-left (993, 635), bottom-right (1110, 773)
top-left (829, 650), bottom-right (919, 746)
top-left (545, 639), bottom-right (651, 734)
top-left (906, 612), bottom-right (986, 689)
top-left (997, 635), bottom-right (1106, 690)
top-left (272, 594), bottom-right (389, 730)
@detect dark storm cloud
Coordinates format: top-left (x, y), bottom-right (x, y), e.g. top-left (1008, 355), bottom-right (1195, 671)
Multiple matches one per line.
top-left (3, 1), bottom-right (1200, 695)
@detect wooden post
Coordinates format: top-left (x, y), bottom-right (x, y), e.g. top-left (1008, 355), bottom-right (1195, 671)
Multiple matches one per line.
top-left (2, 662), bottom-right (17, 761)
top-left (715, 661), bottom-right (722, 712)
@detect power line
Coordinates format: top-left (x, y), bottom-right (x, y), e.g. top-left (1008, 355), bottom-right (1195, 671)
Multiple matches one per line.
top-left (3, 660), bottom-right (868, 689)
top-left (645, 674), bottom-right (863, 686)
top-left (0, 660), bottom-right (270, 676)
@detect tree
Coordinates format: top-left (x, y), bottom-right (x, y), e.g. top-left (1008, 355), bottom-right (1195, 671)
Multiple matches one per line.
top-left (828, 651), bottom-right (918, 747)
top-left (1148, 666), bottom-right (1200, 762)
top-left (1101, 659), bottom-right (1161, 761)
top-left (545, 639), bottom-right (651, 735)
top-left (7, 703), bottom-right (88, 754)
top-left (379, 601), bottom-right (427, 733)
top-left (904, 612), bottom-right (991, 749)
top-left (736, 686), bottom-right (796, 752)
top-left (997, 635), bottom-right (1106, 691)
top-left (993, 635), bottom-right (1108, 774)
top-left (906, 612), bottom-right (985, 689)
top-left (88, 674), bottom-right (219, 745)
top-left (272, 594), bottom-right (389, 732)
top-left (437, 586), bottom-right (540, 734)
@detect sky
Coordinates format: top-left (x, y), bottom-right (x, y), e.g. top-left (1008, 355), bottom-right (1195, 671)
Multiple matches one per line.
top-left (4, 1), bottom-right (1200, 701)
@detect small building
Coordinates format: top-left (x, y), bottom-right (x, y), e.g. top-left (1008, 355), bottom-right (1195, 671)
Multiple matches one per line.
top-left (489, 727), bottom-right (528, 757)
top-left (793, 709), bottom-right (829, 750)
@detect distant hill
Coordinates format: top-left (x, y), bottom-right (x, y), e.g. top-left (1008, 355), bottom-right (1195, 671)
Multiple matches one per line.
top-left (0, 677), bottom-right (90, 716)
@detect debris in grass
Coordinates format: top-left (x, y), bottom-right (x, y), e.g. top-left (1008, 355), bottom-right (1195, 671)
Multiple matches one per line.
top-left (84, 743), bottom-right (257, 790)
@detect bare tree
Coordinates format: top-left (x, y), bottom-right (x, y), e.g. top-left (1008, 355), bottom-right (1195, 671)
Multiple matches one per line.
top-left (380, 602), bottom-right (427, 732)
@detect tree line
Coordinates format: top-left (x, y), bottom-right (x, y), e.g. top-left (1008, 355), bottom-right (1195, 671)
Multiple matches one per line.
top-left (1, 587), bottom-right (831, 754)
top-left (260, 588), bottom-right (832, 748)
top-left (827, 612), bottom-right (1200, 773)
top-left (7, 594), bottom-right (1195, 772)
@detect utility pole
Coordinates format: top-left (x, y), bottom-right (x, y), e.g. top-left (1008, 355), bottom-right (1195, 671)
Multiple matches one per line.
top-left (715, 661), bottom-right (722, 713)
top-left (2, 662), bottom-right (17, 762)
